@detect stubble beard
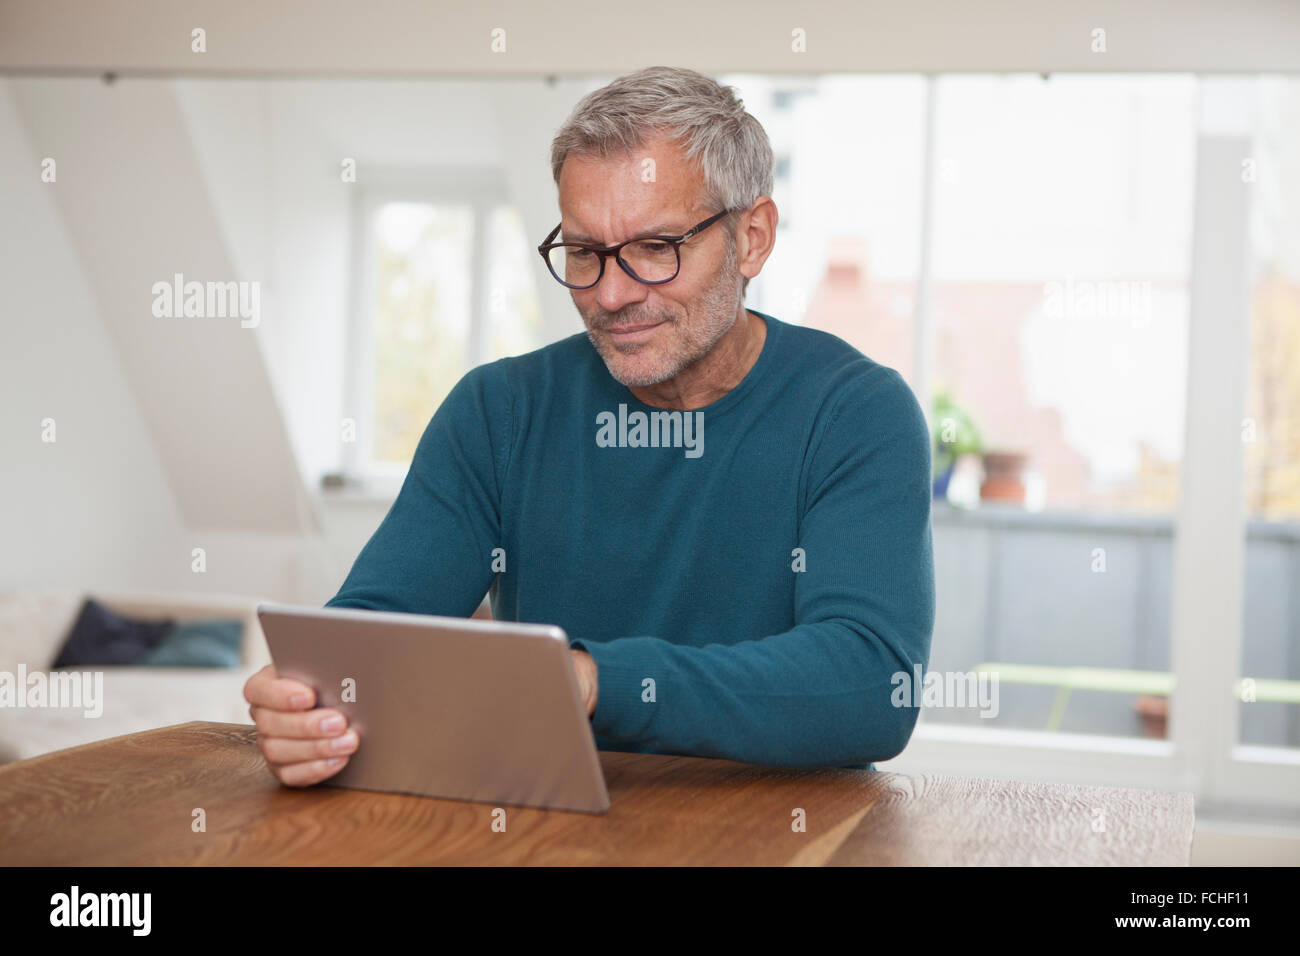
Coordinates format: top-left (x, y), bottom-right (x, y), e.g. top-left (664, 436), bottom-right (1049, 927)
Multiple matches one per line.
top-left (583, 240), bottom-right (742, 388)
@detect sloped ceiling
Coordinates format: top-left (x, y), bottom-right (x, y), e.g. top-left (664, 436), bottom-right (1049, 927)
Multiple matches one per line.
top-left (10, 76), bottom-right (314, 534)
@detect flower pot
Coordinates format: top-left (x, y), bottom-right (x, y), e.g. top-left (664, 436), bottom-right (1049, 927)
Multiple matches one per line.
top-left (933, 458), bottom-right (956, 499)
top-left (979, 451), bottom-right (1028, 503)
top-left (1134, 695), bottom-right (1168, 739)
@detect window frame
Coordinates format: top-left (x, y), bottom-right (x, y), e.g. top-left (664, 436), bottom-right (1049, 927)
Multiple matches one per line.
top-left (342, 167), bottom-right (509, 483)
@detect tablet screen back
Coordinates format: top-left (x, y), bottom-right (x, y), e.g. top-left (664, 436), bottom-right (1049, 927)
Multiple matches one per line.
top-left (258, 604), bottom-right (609, 814)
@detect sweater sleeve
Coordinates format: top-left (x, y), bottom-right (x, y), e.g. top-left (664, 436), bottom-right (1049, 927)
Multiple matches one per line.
top-left (571, 367), bottom-right (936, 768)
top-left (325, 362), bottom-right (511, 617)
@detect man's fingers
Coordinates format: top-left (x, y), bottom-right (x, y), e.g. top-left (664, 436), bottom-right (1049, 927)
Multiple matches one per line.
top-left (271, 756), bottom-right (350, 787)
top-left (261, 731), bottom-right (359, 765)
top-left (243, 665), bottom-right (316, 711)
top-left (251, 705), bottom-right (348, 739)
top-left (244, 665), bottom-right (354, 787)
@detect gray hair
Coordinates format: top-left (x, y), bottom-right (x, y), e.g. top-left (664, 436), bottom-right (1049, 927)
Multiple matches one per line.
top-left (549, 66), bottom-right (774, 298)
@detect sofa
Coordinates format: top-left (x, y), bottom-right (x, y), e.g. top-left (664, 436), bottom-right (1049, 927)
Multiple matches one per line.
top-left (0, 590), bottom-right (272, 764)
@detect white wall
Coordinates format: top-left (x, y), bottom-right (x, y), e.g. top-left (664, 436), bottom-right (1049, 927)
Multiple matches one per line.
top-left (0, 73), bottom-right (596, 604)
top-left (1, 76), bottom-right (336, 602)
top-left (0, 82), bottom-right (189, 593)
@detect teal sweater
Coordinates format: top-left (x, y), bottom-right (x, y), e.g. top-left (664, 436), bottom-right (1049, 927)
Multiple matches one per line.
top-left (326, 309), bottom-right (935, 769)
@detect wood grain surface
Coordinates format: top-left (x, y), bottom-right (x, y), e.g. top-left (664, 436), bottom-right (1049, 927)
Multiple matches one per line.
top-left (0, 721), bottom-right (1194, 865)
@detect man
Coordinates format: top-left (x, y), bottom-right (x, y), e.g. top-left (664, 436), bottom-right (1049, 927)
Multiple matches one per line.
top-left (244, 65), bottom-right (935, 787)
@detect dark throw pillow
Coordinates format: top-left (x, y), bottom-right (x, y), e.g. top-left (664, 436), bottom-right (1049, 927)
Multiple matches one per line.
top-left (139, 618), bottom-right (243, 668)
top-left (52, 598), bottom-right (176, 668)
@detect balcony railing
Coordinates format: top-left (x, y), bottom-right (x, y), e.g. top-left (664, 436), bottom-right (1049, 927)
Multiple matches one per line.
top-left (928, 501), bottom-right (1300, 746)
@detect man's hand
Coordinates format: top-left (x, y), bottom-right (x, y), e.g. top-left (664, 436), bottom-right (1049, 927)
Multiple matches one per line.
top-left (243, 663), bottom-right (357, 786)
top-left (572, 648), bottom-right (598, 718)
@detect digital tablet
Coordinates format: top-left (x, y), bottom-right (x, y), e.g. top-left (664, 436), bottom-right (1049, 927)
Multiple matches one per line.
top-left (256, 603), bottom-right (610, 814)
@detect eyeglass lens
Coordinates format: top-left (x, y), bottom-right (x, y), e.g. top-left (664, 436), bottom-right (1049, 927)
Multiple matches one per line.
top-left (548, 239), bottom-right (679, 287)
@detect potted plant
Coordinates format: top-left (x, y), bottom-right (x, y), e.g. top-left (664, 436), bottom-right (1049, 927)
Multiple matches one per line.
top-left (931, 389), bottom-right (984, 500)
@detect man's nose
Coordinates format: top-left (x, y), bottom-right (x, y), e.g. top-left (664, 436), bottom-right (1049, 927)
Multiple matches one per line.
top-left (594, 257), bottom-right (650, 313)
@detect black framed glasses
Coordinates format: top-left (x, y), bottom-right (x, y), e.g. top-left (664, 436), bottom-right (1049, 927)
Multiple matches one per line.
top-left (537, 209), bottom-right (733, 290)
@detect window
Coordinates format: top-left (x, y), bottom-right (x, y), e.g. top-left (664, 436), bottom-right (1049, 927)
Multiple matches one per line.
top-left (732, 73), bottom-right (1199, 742)
top-left (368, 201), bottom-right (473, 465)
top-left (719, 70), bottom-right (1298, 808)
top-left (345, 173), bottom-right (541, 478)
top-left (921, 75), bottom-right (1196, 741)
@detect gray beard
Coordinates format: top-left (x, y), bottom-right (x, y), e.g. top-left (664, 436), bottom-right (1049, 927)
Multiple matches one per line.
top-left (586, 242), bottom-right (741, 388)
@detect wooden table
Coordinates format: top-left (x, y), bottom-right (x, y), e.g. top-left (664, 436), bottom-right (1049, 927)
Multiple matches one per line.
top-left (0, 721), bottom-right (1194, 865)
